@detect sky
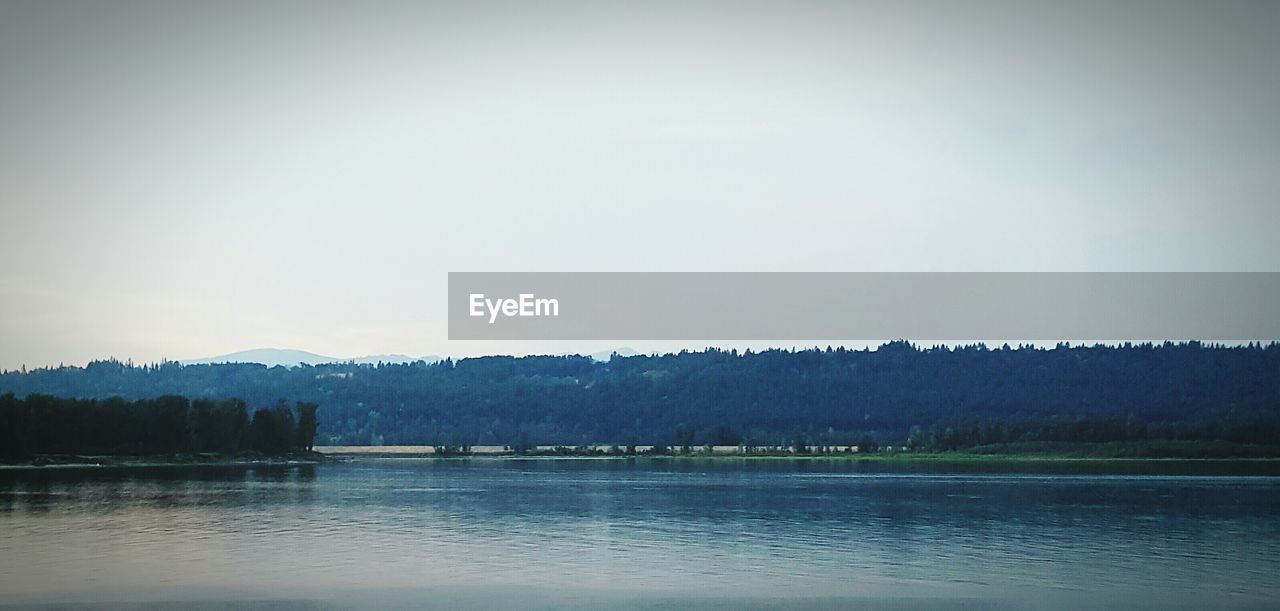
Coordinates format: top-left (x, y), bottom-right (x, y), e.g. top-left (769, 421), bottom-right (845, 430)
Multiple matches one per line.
top-left (1, 0), bottom-right (1278, 370)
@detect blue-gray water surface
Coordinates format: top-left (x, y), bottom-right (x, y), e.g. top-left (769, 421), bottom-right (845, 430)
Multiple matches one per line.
top-left (2, 458), bottom-right (1279, 609)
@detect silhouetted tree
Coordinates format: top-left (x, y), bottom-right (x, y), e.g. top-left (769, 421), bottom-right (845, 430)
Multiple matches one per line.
top-left (296, 401), bottom-right (319, 451)
top-left (792, 429), bottom-right (808, 454)
top-left (250, 401), bottom-right (298, 454)
top-left (0, 394), bottom-right (308, 458)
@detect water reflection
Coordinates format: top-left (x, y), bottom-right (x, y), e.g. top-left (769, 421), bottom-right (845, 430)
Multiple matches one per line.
top-left (0, 464), bottom-right (319, 513)
top-left (1, 460), bottom-right (1278, 609)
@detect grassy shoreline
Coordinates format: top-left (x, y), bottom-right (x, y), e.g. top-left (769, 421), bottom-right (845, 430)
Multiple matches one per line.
top-left (322, 449), bottom-right (1280, 475)
top-left (318, 442), bottom-right (1280, 462)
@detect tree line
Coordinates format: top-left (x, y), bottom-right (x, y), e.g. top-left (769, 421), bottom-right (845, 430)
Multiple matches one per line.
top-left (907, 416), bottom-right (1280, 452)
top-left (0, 341), bottom-right (1277, 447)
top-left (0, 394), bottom-right (318, 460)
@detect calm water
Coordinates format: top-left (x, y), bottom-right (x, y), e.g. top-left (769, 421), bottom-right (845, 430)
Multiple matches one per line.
top-left (2, 459), bottom-right (1279, 609)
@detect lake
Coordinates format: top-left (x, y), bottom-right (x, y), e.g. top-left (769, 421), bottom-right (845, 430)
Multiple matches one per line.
top-left (2, 458), bottom-right (1279, 609)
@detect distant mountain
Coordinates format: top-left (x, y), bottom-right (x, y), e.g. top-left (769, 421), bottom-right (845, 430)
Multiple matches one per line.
top-left (181, 348), bottom-right (340, 367)
top-left (181, 349), bottom-right (441, 367)
top-left (348, 354), bottom-right (443, 365)
top-left (589, 347), bottom-right (640, 362)
top-left (549, 347), bottom-right (639, 361)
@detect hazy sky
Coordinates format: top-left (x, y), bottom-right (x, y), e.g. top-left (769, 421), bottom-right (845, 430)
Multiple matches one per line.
top-left (1, 0), bottom-right (1278, 369)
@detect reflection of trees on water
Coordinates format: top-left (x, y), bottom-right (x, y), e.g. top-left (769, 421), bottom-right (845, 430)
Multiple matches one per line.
top-left (0, 464), bottom-right (321, 512)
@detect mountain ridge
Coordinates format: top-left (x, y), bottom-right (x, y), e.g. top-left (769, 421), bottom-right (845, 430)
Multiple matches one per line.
top-left (181, 347), bottom-right (642, 367)
top-left (180, 348), bottom-right (442, 367)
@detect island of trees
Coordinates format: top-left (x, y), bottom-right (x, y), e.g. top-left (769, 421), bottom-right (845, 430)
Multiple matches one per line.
top-left (1, 341), bottom-right (1277, 457)
top-left (0, 394), bottom-right (318, 462)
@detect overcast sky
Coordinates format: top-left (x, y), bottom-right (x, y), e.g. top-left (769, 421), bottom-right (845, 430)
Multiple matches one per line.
top-left (1, 0), bottom-right (1278, 369)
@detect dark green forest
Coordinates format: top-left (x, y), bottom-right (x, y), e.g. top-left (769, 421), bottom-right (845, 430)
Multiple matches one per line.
top-left (910, 416), bottom-right (1280, 456)
top-left (0, 341), bottom-right (1277, 448)
top-left (0, 395), bottom-right (318, 460)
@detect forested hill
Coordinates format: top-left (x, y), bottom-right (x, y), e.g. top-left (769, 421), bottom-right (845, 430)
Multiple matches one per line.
top-left (1, 341), bottom-right (1278, 446)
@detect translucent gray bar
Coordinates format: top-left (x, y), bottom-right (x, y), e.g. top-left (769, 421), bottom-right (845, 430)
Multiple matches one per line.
top-left (448, 272), bottom-right (1280, 340)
